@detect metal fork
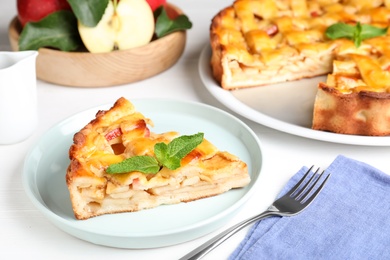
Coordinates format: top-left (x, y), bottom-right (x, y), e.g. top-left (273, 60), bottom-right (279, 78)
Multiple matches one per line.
top-left (179, 166), bottom-right (331, 260)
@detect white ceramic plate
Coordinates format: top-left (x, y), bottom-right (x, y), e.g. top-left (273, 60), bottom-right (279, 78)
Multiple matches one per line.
top-left (199, 44), bottom-right (390, 146)
top-left (22, 99), bottom-right (263, 249)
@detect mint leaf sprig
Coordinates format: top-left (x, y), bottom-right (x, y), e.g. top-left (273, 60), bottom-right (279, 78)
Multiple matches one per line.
top-left (106, 132), bottom-right (204, 175)
top-left (325, 22), bottom-right (388, 48)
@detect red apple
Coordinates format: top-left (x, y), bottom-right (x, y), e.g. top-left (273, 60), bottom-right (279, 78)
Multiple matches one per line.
top-left (145, 0), bottom-right (166, 11)
top-left (17, 0), bottom-right (71, 27)
top-left (164, 3), bottom-right (179, 19)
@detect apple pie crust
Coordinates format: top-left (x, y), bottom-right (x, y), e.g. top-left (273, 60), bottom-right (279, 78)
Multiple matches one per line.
top-left (210, 0), bottom-right (390, 136)
top-left (66, 97), bottom-right (250, 220)
top-left (313, 52), bottom-right (390, 136)
top-left (210, 0), bottom-right (390, 90)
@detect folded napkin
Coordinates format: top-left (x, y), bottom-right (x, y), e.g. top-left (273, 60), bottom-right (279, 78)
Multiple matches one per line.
top-left (230, 155), bottom-right (390, 260)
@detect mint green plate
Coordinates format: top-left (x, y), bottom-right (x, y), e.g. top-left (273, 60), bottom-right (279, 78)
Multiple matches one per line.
top-left (22, 99), bottom-right (263, 249)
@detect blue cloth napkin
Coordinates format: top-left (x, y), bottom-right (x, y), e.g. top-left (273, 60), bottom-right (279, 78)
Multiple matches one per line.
top-left (230, 155), bottom-right (390, 260)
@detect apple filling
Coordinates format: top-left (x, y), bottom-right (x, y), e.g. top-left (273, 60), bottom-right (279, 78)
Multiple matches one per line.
top-left (75, 151), bottom-right (248, 216)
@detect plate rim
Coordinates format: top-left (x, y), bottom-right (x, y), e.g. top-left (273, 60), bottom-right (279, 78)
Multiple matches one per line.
top-left (22, 98), bottom-right (264, 248)
top-left (198, 44), bottom-right (390, 146)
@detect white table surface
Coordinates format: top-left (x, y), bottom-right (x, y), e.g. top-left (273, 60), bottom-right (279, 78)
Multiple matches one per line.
top-left (1, 1), bottom-right (390, 259)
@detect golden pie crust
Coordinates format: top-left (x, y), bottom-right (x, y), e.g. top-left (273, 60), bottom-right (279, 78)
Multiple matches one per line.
top-left (210, 0), bottom-right (390, 135)
top-left (312, 83), bottom-right (390, 135)
top-left (313, 53), bottom-right (390, 135)
top-left (66, 97), bottom-right (250, 220)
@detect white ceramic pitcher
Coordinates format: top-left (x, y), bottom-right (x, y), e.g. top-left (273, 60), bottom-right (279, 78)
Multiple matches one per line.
top-left (0, 51), bottom-right (38, 145)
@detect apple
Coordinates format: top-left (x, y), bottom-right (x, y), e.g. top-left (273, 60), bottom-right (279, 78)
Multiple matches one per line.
top-left (164, 3), bottom-right (180, 19)
top-left (145, 0), bottom-right (166, 11)
top-left (17, 0), bottom-right (71, 27)
top-left (145, 0), bottom-right (180, 20)
top-left (78, 0), bottom-right (155, 53)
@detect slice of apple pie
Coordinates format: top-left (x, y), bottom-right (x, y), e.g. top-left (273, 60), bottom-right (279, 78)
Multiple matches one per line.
top-left (66, 97), bottom-right (250, 220)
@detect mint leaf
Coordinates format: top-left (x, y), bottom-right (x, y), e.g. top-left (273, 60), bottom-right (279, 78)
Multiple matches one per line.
top-left (361, 23), bottom-right (388, 40)
top-left (68, 0), bottom-right (109, 27)
top-left (167, 133), bottom-right (204, 159)
top-left (354, 22), bottom-right (362, 47)
top-left (325, 23), bottom-right (355, 41)
top-left (106, 156), bottom-right (160, 174)
top-left (159, 154), bottom-right (182, 170)
top-left (154, 142), bottom-right (168, 165)
top-left (325, 22), bottom-right (388, 47)
top-left (154, 142), bottom-right (183, 170)
top-left (155, 132), bottom-right (204, 170)
top-left (154, 6), bottom-right (192, 38)
top-left (106, 132), bottom-right (204, 174)
top-left (19, 10), bottom-right (82, 51)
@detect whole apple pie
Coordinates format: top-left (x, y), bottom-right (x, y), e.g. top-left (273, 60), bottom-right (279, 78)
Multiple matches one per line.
top-left (210, 0), bottom-right (390, 136)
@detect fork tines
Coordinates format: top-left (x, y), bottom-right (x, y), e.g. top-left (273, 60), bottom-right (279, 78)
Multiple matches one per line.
top-left (290, 166), bottom-right (330, 203)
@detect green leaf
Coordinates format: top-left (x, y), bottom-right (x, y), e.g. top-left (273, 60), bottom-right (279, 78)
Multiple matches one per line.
top-left (153, 141), bottom-right (182, 171)
top-left (360, 23), bottom-right (388, 40)
top-left (154, 141), bottom-right (182, 170)
top-left (325, 22), bottom-right (388, 48)
top-left (325, 23), bottom-right (355, 40)
top-left (154, 6), bottom-right (193, 38)
top-left (154, 142), bottom-right (168, 165)
top-left (354, 22), bottom-right (362, 47)
top-left (161, 156), bottom-right (182, 170)
top-left (167, 133), bottom-right (204, 159)
top-left (154, 132), bottom-right (204, 170)
top-left (106, 132), bottom-right (204, 174)
top-left (19, 10), bottom-right (82, 51)
top-left (68, 0), bottom-right (109, 27)
top-left (106, 156), bottom-right (160, 174)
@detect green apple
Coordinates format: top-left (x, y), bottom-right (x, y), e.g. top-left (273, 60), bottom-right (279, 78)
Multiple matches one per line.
top-left (78, 0), bottom-right (154, 53)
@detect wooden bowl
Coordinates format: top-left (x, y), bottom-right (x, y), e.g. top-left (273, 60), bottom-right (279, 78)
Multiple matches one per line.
top-left (8, 4), bottom-right (186, 87)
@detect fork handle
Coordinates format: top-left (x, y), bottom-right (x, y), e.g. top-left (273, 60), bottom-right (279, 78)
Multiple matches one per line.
top-left (179, 210), bottom-right (278, 260)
